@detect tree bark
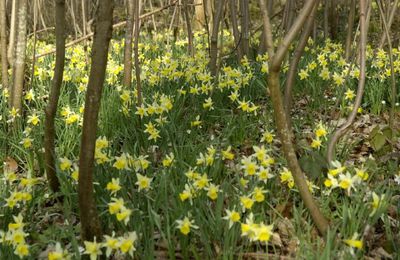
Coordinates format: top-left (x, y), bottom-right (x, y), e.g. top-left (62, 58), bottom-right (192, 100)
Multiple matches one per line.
top-left (327, 0), bottom-right (367, 163)
top-left (78, 0), bottom-right (114, 242)
top-left (228, 0), bottom-right (242, 61)
top-left (183, 0), bottom-right (194, 56)
top-left (193, 0), bottom-right (205, 30)
top-left (240, 0), bottom-right (249, 57)
top-left (81, 0), bottom-right (87, 37)
top-left (323, 0), bottom-right (329, 39)
top-left (30, 0), bottom-right (38, 89)
top-left (0, 0), bottom-right (8, 91)
top-left (7, 0), bottom-right (17, 68)
top-left (259, 0), bottom-right (329, 236)
top-left (134, 0), bottom-right (142, 106)
top-left (209, 0), bottom-right (225, 76)
top-left (44, 0), bottom-right (66, 194)
top-left (328, 0), bottom-right (338, 39)
top-left (11, 0), bottom-right (28, 112)
top-left (123, 0), bottom-right (134, 89)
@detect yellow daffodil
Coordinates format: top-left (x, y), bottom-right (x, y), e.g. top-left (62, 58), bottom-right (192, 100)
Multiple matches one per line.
top-left (84, 239), bottom-right (102, 260)
top-left (223, 209), bottom-right (241, 228)
top-left (106, 178), bottom-right (121, 195)
top-left (136, 174), bottom-right (152, 191)
top-left (176, 216), bottom-right (198, 235)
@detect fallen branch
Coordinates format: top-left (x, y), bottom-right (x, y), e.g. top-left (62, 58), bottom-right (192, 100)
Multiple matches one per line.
top-left (35, 1), bottom-right (178, 58)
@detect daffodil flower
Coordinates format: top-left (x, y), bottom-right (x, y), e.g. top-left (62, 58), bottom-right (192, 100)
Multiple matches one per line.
top-left (223, 209), bottom-right (241, 228)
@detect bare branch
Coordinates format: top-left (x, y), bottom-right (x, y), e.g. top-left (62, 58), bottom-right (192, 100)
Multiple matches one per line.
top-left (327, 0), bottom-right (368, 163)
top-left (271, 0), bottom-right (317, 72)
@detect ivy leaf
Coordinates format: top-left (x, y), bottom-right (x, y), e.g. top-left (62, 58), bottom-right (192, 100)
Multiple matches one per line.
top-left (371, 133), bottom-right (386, 151)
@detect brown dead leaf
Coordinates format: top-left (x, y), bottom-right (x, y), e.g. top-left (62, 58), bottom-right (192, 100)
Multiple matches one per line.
top-left (370, 247), bottom-right (393, 259)
top-left (4, 157), bottom-right (18, 173)
top-left (276, 218), bottom-right (295, 238)
top-left (271, 233), bottom-right (283, 248)
top-left (387, 205), bottom-right (398, 219)
top-left (241, 139), bottom-right (253, 156)
top-left (276, 201), bottom-right (293, 219)
top-left (285, 239), bottom-right (299, 256)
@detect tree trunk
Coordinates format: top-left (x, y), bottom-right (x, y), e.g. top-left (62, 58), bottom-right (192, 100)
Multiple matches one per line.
top-left (134, 0), bottom-right (142, 106)
top-left (30, 0), bottom-right (38, 89)
top-left (123, 0), bottom-right (134, 89)
top-left (209, 0), bottom-right (225, 76)
top-left (7, 0), bottom-right (17, 67)
top-left (193, 0), bottom-right (205, 30)
top-left (328, 0), bottom-right (338, 39)
top-left (0, 0), bottom-right (8, 91)
top-left (327, 0), bottom-right (367, 163)
top-left (240, 0), bottom-right (249, 57)
top-left (11, 0), bottom-right (28, 112)
top-left (283, 0), bottom-right (296, 33)
top-left (323, 0), bottom-right (329, 38)
top-left (345, 0), bottom-right (356, 61)
top-left (81, 0), bottom-right (87, 37)
top-left (183, 0), bottom-right (194, 56)
top-left (204, 0), bottom-right (214, 34)
top-left (44, 0), bottom-right (66, 194)
top-left (228, 0), bottom-right (242, 60)
top-left (365, 0), bottom-right (372, 39)
top-left (259, 0), bottom-right (329, 236)
top-left (78, 0), bottom-right (114, 242)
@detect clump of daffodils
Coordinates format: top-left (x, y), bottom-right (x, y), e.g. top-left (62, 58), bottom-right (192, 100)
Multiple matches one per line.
top-left (240, 213), bottom-right (274, 244)
top-left (3, 164), bottom-right (40, 209)
top-left (60, 106), bottom-right (82, 126)
top-left (58, 156), bottom-right (80, 182)
top-left (95, 136), bottom-right (110, 164)
top-left (310, 122), bottom-right (328, 150)
top-left (108, 198), bottom-right (132, 225)
top-left (324, 161), bottom-right (368, 195)
top-left (0, 214), bottom-right (30, 258)
top-left (84, 231), bottom-right (138, 259)
top-left (112, 152), bottom-right (151, 172)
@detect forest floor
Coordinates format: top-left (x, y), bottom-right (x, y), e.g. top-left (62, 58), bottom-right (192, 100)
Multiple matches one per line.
top-left (0, 32), bottom-right (399, 259)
